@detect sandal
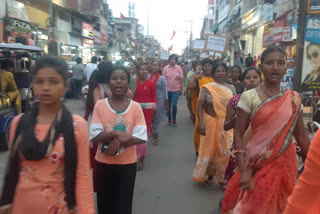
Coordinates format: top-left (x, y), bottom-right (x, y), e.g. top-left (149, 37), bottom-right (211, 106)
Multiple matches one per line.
top-left (152, 139), bottom-right (159, 145)
top-left (137, 163), bottom-right (144, 171)
top-left (204, 176), bottom-right (214, 185)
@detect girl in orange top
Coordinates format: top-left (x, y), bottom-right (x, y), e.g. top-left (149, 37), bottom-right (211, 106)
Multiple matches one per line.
top-left (0, 56), bottom-right (95, 214)
top-left (89, 65), bottom-right (147, 214)
top-left (284, 129), bottom-right (320, 214)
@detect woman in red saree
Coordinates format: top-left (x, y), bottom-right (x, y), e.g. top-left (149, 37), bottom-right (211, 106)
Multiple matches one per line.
top-left (222, 46), bottom-right (310, 214)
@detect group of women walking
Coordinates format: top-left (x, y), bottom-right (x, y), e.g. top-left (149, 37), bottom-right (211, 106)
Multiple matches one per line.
top-left (187, 46), bottom-right (320, 213)
top-left (1, 45), bottom-right (320, 214)
top-left (0, 56), bottom-right (170, 214)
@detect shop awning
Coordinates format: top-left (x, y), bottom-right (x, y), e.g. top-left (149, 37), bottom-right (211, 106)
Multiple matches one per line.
top-left (25, 5), bottom-right (49, 29)
top-left (241, 3), bottom-right (273, 30)
top-left (0, 43), bottom-right (42, 51)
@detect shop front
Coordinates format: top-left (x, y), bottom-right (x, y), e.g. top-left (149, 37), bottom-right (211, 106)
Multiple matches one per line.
top-left (82, 38), bottom-right (94, 64)
top-left (241, 3), bottom-right (273, 57)
top-left (81, 22), bottom-right (94, 63)
top-left (5, 18), bottom-right (36, 45)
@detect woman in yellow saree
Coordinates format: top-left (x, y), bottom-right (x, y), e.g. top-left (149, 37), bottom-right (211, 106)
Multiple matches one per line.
top-left (192, 62), bottom-right (235, 185)
top-left (222, 46), bottom-right (310, 214)
top-left (188, 58), bottom-right (215, 156)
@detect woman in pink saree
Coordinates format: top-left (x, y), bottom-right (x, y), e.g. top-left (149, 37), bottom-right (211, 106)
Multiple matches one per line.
top-left (222, 46), bottom-right (310, 214)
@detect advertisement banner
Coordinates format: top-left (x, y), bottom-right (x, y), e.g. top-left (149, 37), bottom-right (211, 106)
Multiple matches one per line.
top-left (273, 15), bottom-right (287, 43)
top-left (7, 0), bottom-right (30, 21)
top-left (281, 58), bottom-right (295, 90)
top-left (93, 30), bottom-right (101, 44)
top-left (205, 34), bottom-right (229, 53)
top-left (101, 33), bottom-right (108, 44)
top-left (308, 0), bottom-right (320, 14)
top-left (82, 22), bottom-right (93, 39)
top-left (8, 18), bottom-right (32, 37)
top-left (83, 38), bottom-right (94, 46)
top-left (263, 27), bottom-right (273, 46)
top-left (301, 16), bottom-right (320, 91)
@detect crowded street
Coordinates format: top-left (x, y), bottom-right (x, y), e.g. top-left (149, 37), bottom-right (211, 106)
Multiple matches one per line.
top-left (0, 0), bottom-right (320, 213)
top-left (0, 98), bottom-right (224, 214)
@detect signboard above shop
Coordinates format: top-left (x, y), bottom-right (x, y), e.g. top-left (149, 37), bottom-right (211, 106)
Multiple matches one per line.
top-left (308, 0), bottom-right (320, 14)
top-left (241, 4), bottom-right (273, 30)
top-left (301, 16), bottom-right (320, 91)
top-left (82, 22), bottom-right (93, 39)
top-left (8, 18), bottom-right (32, 37)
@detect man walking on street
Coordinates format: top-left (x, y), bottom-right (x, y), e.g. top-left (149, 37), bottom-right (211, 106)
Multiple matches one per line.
top-left (85, 56), bottom-right (98, 82)
top-left (245, 53), bottom-right (254, 67)
top-left (72, 57), bottom-right (85, 99)
top-left (163, 54), bottom-right (184, 127)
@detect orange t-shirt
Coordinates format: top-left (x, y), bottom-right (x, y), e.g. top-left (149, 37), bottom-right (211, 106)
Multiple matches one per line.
top-left (284, 130), bottom-right (320, 214)
top-left (89, 98), bottom-right (147, 165)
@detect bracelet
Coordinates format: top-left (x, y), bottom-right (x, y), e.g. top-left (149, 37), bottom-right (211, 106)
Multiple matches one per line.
top-left (234, 149), bottom-right (246, 154)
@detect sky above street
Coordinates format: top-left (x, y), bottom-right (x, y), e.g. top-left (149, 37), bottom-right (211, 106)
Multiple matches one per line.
top-left (107, 0), bottom-right (208, 54)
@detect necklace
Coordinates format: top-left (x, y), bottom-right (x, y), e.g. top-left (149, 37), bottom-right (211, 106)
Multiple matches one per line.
top-left (260, 85), bottom-right (273, 98)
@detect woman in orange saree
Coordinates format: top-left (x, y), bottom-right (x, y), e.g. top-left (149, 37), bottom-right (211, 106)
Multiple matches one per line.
top-left (188, 58), bottom-right (215, 156)
top-left (284, 129), bottom-right (320, 214)
top-left (222, 46), bottom-right (310, 214)
top-left (192, 62), bottom-right (235, 185)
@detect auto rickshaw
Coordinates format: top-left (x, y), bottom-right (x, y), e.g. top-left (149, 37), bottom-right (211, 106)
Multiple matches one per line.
top-left (0, 43), bottom-right (42, 149)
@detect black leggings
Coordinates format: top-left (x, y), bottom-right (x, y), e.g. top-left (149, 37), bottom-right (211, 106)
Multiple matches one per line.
top-left (96, 162), bottom-right (137, 214)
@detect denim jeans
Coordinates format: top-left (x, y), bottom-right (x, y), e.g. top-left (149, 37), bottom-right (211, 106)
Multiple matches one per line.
top-left (167, 91), bottom-right (179, 121)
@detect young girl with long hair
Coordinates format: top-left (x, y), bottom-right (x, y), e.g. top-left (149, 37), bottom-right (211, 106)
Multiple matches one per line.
top-left (0, 56), bottom-right (95, 214)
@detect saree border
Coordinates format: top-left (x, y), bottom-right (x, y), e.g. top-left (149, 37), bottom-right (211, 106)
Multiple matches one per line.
top-left (251, 90), bottom-right (287, 119)
top-left (209, 82), bottom-right (233, 96)
top-left (276, 93), bottom-right (302, 157)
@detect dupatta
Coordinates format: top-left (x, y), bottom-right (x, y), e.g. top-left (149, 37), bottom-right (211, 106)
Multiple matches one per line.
top-left (245, 89), bottom-right (301, 170)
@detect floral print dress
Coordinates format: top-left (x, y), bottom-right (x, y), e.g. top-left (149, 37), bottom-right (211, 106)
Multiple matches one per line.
top-left (9, 115), bottom-right (95, 214)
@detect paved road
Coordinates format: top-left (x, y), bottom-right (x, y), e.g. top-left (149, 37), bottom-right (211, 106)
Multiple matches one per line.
top-left (0, 97), bottom-right (223, 214)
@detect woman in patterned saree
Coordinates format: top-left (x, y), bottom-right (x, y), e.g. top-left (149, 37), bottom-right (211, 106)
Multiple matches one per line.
top-left (187, 58), bottom-right (215, 157)
top-left (222, 46), bottom-right (310, 214)
top-left (192, 62), bottom-right (235, 185)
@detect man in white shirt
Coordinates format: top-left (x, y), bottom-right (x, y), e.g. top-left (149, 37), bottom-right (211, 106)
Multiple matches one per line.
top-left (85, 56), bottom-right (98, 81)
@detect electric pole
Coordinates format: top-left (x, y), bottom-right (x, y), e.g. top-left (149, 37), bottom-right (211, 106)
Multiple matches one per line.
top-left (293, 0), bottom-right (307, 91)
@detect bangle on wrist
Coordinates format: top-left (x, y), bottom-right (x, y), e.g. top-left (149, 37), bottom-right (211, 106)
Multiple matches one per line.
top-left (234, 149), bottom-right (246, 155)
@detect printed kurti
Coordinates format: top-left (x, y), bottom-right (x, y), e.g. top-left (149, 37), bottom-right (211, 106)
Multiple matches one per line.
top-left (9, 115), bottom-right (95, 214)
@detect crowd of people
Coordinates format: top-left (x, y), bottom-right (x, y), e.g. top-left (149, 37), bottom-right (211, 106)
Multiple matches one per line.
top-left (0, 45), bottom-right (319, 214)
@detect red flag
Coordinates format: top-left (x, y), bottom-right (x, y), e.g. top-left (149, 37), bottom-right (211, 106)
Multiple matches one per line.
top-left (120, 13), bottom-right (126, 19)
top-left (169, 44), bottom-right (173, 51)
top-left (170, 30), bottom-right (176, 40)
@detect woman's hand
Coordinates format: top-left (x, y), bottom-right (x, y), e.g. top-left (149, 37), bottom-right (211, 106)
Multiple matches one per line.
top-left (224, 107), bottom-right (237, 131)
top-left (165, 100), bottom-right (169, 112)
top-left (198, 123), bottom-right (206, 136)
top-left (105, 140), bottom-right (121, 156)
top-left (115, 131), bottom-right (131, 146)
top-left (153, 103), bottom-right (158, 112)
top-left (239, 168), bottom-right (255, 191)
top-left (195, 66), bottom-right (202, 76)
